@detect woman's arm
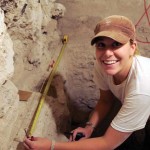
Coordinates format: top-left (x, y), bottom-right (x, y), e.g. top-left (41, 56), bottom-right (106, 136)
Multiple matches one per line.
top-left (71, 89), bottom-right (116, 140)
top-left (24, 126), bottom-right (132, 150)
top-left (55, 126), bottom-right (132, 150)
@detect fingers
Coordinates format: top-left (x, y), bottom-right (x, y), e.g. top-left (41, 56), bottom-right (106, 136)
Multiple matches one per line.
top-left (72, 131), bottom-right (78, 141)
top-left (24, 137), bottom-right (32, 145)
top-left (23, 137), bottom-right (35, 149)
top-left (23, 142), bottom-right (31, 150)
top-left (23, 137), bottom-right (51, 150)
top-left (69, 131), bottom-right (74, 141)
top-left (69, 128), bottom-right (86, 141)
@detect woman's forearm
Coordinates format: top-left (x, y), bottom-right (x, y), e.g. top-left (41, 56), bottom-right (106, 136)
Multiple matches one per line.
top-left (55, 137), bottom-right (110, 150)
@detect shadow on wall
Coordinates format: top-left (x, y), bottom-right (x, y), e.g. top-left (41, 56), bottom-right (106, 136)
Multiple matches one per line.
top-left (45, 74), bottom-right (71, 134)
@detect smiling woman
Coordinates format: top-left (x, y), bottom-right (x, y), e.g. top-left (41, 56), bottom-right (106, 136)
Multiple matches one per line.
top-left (92, 15), bottom-right (150, 149)
top-left (94, 37), bottom-right (135, 84)
top-left (23, 15), bottom-right (150, 150)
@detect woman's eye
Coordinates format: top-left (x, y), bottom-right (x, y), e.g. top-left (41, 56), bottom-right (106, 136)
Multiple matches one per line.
top-left (112, 42), bottom-right (122, 48)
top-left (96, 42), bottom-right (105, 49)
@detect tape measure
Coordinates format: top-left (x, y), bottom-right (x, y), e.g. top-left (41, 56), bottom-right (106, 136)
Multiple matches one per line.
top-left (29, 35), bottom-right (68, 135)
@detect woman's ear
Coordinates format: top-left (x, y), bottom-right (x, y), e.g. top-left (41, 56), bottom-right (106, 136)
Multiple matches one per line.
top-left (130, 40), bottom-right (137, 55)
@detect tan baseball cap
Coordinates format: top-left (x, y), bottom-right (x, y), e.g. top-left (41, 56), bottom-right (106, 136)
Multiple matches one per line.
top-left (91, 15), bottom-right (136, 45)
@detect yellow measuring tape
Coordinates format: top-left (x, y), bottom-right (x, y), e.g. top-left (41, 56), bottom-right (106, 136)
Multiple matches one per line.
top-left (29, 35), bottom-right (68, 135)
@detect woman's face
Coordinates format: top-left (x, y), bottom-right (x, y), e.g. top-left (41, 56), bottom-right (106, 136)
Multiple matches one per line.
top-left (95, 37), bottom-right (136, 83)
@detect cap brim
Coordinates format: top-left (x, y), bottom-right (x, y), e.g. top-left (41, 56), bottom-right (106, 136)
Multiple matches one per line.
top-left (91, 30), bottom-right (130, 45)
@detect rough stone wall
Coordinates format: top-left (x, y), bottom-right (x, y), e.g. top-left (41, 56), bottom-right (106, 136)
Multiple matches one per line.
top-left (0, 8), bottom-right (19, 150)
top-left (0, 80), bottom-right (19, 150)
top-left (0, 9), bottom-right (14, 85)
top-left (0, 1), bottom-right (69, 149)
top-left (0, 0), bottom-right (66, 91)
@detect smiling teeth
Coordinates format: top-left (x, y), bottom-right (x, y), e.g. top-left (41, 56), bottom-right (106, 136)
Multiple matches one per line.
top-left (103, 60), bottom-right (117, 65)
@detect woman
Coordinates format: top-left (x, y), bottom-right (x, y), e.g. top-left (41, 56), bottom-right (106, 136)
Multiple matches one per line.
top-left (24, 15), bottom-right (150, 150)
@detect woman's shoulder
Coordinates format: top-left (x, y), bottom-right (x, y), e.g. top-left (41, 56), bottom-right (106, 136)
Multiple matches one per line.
top-left (127, 55), bottom-right (150, 94)
top-left (134, 55), bottom-right (150, 71)
top-left (134, 55), bottom-right (150, 63)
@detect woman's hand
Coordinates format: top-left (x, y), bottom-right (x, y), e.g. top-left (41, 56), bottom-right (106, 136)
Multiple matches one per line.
top-left (69, 126), bottom-right (94, 141)
top-left (23, 137), bottom-right (51, 150)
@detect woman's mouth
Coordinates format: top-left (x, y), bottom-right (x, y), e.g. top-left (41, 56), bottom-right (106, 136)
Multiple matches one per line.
top-left (103, 60), bottom-right (119, 65)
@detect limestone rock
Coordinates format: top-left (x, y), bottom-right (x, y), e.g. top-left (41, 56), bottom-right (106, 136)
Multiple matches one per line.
top-left (51, 3), bottom-right (66, 20)
top-left (0, 9), bottom-right (14, 86)
top-left (0, 80), bottom-right (19, 150)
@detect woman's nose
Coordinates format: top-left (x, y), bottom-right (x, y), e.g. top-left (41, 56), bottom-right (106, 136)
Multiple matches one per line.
top-left (103, 48), bottom-right (113, 56)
